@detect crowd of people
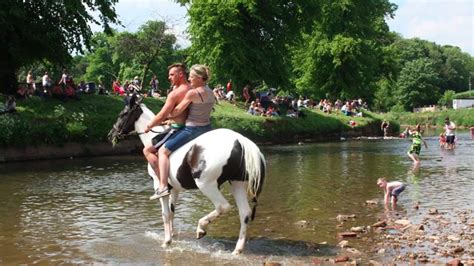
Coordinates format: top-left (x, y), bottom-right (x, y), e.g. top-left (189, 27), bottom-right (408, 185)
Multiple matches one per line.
top-left (16, 69), bottom-right (101, 101)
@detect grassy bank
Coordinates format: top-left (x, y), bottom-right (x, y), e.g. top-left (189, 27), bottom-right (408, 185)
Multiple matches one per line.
top-left (386, 108), bottom-right (474, 128)
top-left (0, 94), bottom-right (392, 148)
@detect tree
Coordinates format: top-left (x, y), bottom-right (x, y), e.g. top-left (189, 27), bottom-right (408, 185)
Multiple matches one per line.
top-left (0, 0), bottom-right (119, 94)
top-left (292, 0), bottom-right (396, 101)
top-left (185, 1), bottom-right (318, 93)
top-left (395, 58), bottom-right (440, 111)
top-left (115, 21), bottom-right (176, 88)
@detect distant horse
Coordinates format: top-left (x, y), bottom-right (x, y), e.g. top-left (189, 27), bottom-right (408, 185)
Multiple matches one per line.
top-left (108, 94), bottom-right (266, 254)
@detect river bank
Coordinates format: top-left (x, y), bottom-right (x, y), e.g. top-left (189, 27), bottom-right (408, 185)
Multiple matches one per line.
top-left (0, 94), bottom-right (391, 162)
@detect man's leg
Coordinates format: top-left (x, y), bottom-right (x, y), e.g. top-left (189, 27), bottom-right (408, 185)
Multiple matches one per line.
top-left (143, 145), bottom-right (160, 177)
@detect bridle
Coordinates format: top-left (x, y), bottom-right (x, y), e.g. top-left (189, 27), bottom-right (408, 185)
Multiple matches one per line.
top-left (113, 104), bottom-right (164, 137)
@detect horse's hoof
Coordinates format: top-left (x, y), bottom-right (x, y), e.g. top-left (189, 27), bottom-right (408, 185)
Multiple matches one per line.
top-left (196, 230), bottom-right (207, 239)
top-left (161, 240), bottom-right (171, 248)
top-left (232, 249), bottom-right (242, 255)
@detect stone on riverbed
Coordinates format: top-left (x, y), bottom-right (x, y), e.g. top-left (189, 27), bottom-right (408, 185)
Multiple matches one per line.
top-left (394, 219), bottom-right (411, 226)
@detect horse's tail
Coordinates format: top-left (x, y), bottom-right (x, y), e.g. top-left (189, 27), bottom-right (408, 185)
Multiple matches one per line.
top-left (238, 135), bottom-right (266, 220)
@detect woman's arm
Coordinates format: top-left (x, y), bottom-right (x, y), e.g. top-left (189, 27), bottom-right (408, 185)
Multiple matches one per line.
top-left (168, 90), bottom-right (194, 119)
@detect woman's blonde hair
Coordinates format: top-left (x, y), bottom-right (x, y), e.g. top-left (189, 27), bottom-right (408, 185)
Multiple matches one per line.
top-left (190, 64), bottom-right (211, 82)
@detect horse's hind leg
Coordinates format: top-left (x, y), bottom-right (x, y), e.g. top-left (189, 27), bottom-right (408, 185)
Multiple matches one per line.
top-left (196, 182), bottom-right (232, 239)
top-left (169, 189), bottom-right (179, 237)
top-left (230, 181), bottom-right (252, 255)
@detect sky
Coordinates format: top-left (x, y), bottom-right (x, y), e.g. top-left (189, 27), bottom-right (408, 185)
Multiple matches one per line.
top-left (99, 0), bottom-right (474, 55)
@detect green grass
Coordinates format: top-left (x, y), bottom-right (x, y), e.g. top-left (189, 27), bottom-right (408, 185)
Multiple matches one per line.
top-left (454, 90), bottom-right (474, 99)
top-left (386, 108), bottom-right (474, 127)
top-left (0, 94), bottom-right (393, 147)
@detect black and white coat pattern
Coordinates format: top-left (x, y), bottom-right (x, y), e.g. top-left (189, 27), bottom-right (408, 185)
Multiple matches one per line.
top-left (108, 95), bottom-right (266, 254)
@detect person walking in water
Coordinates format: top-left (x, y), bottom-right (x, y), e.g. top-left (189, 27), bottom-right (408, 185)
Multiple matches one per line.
top-left (377, 178), bottom-right (405, 210)
top-left (407, 124), bottom-right (428, 164)
top-left (444, 117), bottom-right (456, 150)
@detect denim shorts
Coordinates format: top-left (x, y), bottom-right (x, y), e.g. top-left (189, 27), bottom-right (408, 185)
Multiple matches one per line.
top-left (164, 124), bottom-right (212, 152)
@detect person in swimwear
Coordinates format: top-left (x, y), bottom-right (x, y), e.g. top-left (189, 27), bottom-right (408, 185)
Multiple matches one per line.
top-left (377, 178), bottom-right (405, 210)
top-left (407, 124), bottom-right (428, 164)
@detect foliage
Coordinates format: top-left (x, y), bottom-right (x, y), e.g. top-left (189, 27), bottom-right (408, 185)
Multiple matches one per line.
top-left (395, 58), bottom-right (440, 111)
top-left (454, 90), bottom-right (474, 99)
top-left (0, 0), bottom-right (119, 94)
top-left (186, 1), bottom-right (319, 93)
top-left (292, 0), bottom-right (396, 101)
top-left (438, 90), bottom-right (456, 107)
top-left (115, 21), bottom-right (176, 88)
top-left (387, 108), bottom-right (474, 127)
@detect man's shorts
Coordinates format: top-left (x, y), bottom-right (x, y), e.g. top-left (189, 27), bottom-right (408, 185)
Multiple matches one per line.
top-left (164, 125), bottom-right (212, 152)
top-left (446, 135), bottom-right (455, 144)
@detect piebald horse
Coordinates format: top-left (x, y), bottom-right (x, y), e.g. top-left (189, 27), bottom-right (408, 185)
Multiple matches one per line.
top-left (108, 95), bottom-right (266, 254)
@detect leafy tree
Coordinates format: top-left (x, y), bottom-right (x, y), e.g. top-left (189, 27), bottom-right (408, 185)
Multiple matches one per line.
top-left (83, 32), bottom-right (120, 90)
top-left (439, 46), bottom-right (472, 93)
top-left (395, 58), bottom-right (440, 111)
top-left (438, 90), bottom-right (456, 108)
top-left (185, 1), bottom-right (319, 93)
top-left (0, 0), bottom-right (119, 94)
top-left (292, 0), bottom-right (396, 102)
top-left (114, 21), bottom-right (176, 88)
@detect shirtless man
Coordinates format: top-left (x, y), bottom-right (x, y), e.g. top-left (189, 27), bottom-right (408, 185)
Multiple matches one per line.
top-left (143, 63), bottom-right (190, 199)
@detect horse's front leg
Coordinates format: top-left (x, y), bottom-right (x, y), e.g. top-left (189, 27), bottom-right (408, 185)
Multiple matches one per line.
top-left (159, 196), bottom-right (172, 247)
top-left (196, 182), bottom-right (232, 239)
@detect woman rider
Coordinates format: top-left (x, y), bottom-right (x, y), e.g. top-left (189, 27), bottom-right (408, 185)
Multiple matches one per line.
top-left (149, 64), bottom-right (216, 199)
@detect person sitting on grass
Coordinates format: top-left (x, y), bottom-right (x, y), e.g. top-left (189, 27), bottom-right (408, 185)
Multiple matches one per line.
top-left (0, 96), bottom-right (17, 115)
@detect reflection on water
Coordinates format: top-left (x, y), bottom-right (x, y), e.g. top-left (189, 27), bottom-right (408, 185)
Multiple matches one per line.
top-left (0, 131), bottom-right (472, 264)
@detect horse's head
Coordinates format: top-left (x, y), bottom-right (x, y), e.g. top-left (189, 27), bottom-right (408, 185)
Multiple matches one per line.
top-left (108, 94), bottom-right (144, 145)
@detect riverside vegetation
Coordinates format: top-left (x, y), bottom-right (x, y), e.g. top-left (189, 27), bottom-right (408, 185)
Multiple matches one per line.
top-left (0, 94), bottom-right (393, 148)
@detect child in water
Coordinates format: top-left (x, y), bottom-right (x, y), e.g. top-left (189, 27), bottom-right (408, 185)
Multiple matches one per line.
top-left (377, 178), bottom-right (405, 209)
top-left (407, 124), bottom-right (428, 164)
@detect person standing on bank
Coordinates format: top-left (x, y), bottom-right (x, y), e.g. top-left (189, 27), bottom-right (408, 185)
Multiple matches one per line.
top-left (143, 63), bottom-right (191, 199)
top-left (149, 64), bottom-right (215, 199)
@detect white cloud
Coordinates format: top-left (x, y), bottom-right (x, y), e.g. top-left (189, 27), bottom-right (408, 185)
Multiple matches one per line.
top-left (388, 0), bottom-right (474, 54)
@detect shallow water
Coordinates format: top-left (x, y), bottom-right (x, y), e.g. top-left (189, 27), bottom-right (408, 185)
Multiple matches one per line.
top-left (0, 131), bottom-right (472, 264)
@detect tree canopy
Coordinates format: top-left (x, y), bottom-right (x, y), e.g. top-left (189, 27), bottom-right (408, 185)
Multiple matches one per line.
top-left (0, 0), bottom-right (119, 94)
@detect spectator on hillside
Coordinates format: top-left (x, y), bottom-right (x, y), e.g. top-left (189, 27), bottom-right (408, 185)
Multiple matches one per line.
top-left (149, 74), bottom-right (159, 97)
top-left (0, 96), bottom-right (16, 115)
top-left (42, 71), bottom-right (52, 97)
top-left (26, 70), bottom-right (35, 97)
top-left (243, 85), bottom-right (251, 105)
top-left (226, 79), bottom-right (232, 92)
top-left (58, 69), bottom-right (68, 89)
top-left (113, 79), bottom-right (125, 95)
top-left (225, 89), bottom-right (235, 103)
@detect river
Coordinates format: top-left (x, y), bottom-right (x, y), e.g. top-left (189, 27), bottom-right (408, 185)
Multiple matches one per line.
top-left (0, 131), bottom-right (472, 264)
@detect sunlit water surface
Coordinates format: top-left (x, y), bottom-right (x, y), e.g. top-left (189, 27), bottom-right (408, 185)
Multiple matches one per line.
top-left (0, 131), bottom-right (472, 264)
